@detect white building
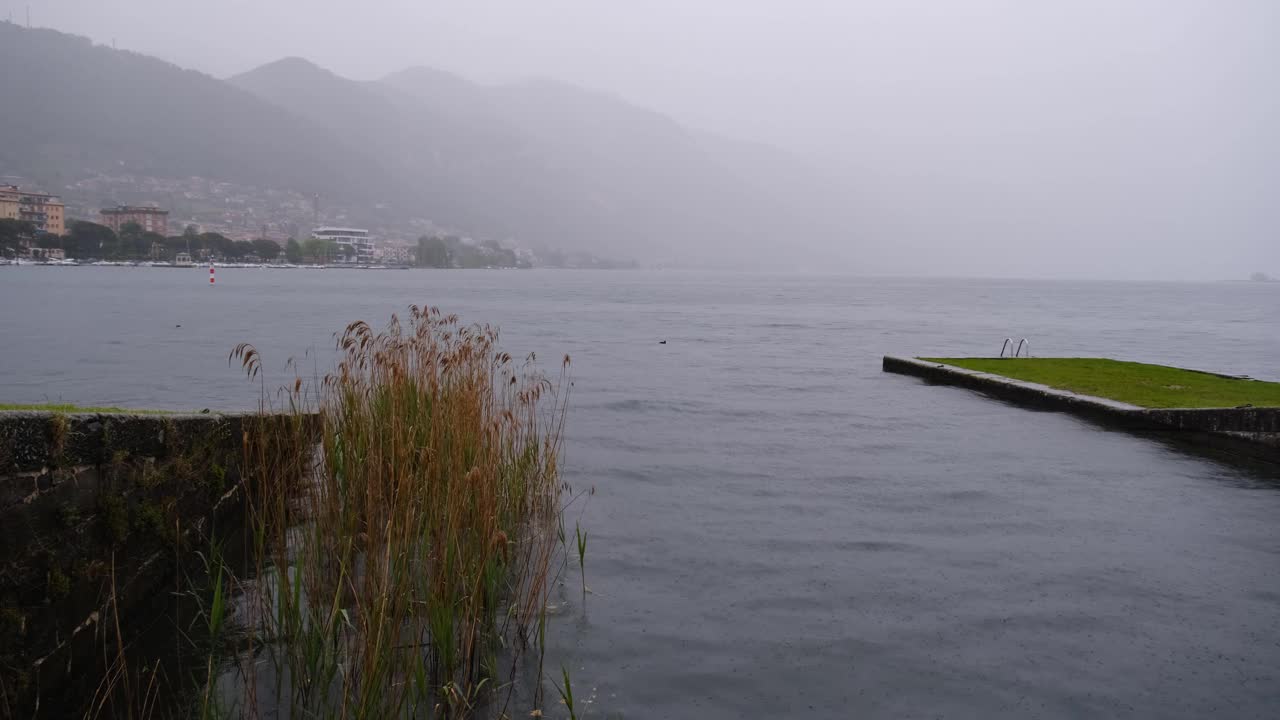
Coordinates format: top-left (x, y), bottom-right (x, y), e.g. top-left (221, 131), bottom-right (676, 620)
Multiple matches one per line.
top-left (312, 227), bottom-right (373, 264)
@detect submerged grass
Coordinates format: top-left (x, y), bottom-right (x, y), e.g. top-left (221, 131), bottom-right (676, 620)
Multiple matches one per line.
top-left (228, 305), bottom-right (575, 717)
top-left (921, 357), bottom-right (1280, 408)
top-left (575, 523), bottom-right (588, 596)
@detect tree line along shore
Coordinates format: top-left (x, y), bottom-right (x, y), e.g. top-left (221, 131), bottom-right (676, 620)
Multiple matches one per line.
top-left (0, 218), bottom-right (537, 268)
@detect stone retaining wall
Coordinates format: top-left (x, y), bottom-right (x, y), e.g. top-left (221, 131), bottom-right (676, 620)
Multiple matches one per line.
top-left (1142, 406), bottom-right (1280, 434)
top-left (0, 411), bottom-right (276, 710)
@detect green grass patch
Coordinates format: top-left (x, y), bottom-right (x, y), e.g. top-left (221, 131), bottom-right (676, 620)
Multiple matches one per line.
top-left (0, 403), bottom-right (173, 414)
top-left (919, 357), bottom-right (1280, 409)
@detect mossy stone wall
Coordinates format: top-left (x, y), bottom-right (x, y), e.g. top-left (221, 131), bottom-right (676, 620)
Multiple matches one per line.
top-left (0, 411), bottom-right (253, 710)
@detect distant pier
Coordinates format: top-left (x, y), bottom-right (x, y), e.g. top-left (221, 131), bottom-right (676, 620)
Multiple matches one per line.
top-left (883, 355), bottom-right (1280, 464)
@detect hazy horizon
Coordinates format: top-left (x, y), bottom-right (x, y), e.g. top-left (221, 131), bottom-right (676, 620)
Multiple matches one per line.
top-left (8, 0), bottom-right (1279, 280)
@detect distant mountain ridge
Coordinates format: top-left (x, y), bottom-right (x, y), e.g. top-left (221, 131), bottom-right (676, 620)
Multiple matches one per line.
top-left (0, 23), bottom-right (385, 205)
top-left (1, 22), bottom-right (850, 265)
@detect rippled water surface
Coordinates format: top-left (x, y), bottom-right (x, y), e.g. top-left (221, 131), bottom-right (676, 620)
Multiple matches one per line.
top-left (3, 268), bottom-right (1279, 718)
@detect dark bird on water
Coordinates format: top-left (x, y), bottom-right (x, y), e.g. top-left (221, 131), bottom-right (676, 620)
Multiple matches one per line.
top-left (659, 340), bottom-right (667, 344)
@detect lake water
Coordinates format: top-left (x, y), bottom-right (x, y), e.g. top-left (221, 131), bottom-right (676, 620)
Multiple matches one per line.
top-left (3, 267), bottom-right (1279, 718)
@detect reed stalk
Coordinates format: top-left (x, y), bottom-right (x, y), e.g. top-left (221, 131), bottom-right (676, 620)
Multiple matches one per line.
top-left (230, 305), bottom-right (574, 718)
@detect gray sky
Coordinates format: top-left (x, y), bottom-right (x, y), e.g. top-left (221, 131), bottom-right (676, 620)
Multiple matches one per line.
top-left (17, 0), bottom-right (1280, 279)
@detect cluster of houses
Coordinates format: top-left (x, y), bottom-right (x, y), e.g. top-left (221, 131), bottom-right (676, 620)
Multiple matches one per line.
top-left (1, 183), bottom-right (407, 265)
top-left (2, 183), bottom-right (547, 268)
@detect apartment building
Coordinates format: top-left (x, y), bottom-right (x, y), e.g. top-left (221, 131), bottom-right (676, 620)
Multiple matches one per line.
top-left (100, 205), bottom-right (169, 235)
top-left (0, 185), bottom-right (66, 235)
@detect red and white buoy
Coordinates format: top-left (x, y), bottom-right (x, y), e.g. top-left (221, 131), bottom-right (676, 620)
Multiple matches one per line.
top-left (209, 264), bottom-right (215, 285)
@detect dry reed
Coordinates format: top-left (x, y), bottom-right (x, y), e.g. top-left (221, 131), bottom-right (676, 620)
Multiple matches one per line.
top-left (229, 305), bottom-right (573, 718)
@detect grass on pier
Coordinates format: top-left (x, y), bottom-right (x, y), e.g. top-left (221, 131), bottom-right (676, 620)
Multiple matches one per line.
top-left (0, 402), bottom-right (173, 414)
top-left (920, 358), bottom-right (1280, 409)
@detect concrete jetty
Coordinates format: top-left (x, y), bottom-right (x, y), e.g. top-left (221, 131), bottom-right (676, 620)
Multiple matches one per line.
top-left (882, 356), bottom-right (1280, 463)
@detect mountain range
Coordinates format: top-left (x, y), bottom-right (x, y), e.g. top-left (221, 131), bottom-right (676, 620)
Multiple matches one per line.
top-left (0, 22), bottom-right (853, 265)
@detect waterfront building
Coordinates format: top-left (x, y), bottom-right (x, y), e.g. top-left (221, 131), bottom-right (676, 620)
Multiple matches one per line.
top-left (100, 205), bottom-right (169, 235)
top-left (29, 247), bottom-right (65, 261)
top-left (377, 243), bottom-right (413, 264)
top-left (312, 227), bottom-right (373, 264)
top-left (0, 185), bottom-right (66, 235)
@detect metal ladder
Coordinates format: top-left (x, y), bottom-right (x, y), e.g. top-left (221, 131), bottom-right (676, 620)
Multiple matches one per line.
top-left (999, 337), bottom-right (1031, 358)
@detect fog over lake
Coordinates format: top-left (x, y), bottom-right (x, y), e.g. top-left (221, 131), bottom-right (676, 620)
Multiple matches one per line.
top-left (26, 0), bottom-right (1280, 279)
